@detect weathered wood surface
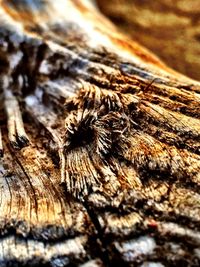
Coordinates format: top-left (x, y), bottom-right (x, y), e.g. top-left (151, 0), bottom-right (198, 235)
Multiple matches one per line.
top-left (97, 0), bottom-right (200, 80)
top-left (0, 0), bottom-right (200, 266)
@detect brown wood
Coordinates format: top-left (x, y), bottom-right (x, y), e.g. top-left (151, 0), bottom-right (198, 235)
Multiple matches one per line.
top-left (97, 0), bottom-right (200, 80)
top-left (0, 0), bottom-right (200, 266)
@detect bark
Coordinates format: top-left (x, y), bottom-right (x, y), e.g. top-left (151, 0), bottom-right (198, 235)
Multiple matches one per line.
top-left (0, 0), bottom-right (200, 266)
top-left (97, 0), bottom-right (200, 80)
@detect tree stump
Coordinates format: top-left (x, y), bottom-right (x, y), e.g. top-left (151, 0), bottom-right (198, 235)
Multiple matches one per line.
top-left (0, 1), bottom-right (200, 266)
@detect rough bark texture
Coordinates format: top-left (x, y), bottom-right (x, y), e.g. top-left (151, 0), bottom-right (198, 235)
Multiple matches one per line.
top-left (97, 0), bottom-right (200, 80)
top-left (0, 0), bottom-right (200, 266)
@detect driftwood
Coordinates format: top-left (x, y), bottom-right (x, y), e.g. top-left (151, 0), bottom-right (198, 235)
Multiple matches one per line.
top-left (97, 0), bottom-right (200, 80)
top-left (0, 0), bottom-right (200, 266)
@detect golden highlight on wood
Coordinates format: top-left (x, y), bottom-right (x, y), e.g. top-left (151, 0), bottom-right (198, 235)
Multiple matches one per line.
top-left (0, 0), bottom-right (199, 266)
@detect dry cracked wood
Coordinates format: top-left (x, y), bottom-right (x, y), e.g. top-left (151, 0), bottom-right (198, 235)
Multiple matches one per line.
top-left (0, 0), bottom-right (200, 266)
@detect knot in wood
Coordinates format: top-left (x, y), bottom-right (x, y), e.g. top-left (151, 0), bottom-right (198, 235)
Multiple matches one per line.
top-left (64, 85), bottom-right (130, 156)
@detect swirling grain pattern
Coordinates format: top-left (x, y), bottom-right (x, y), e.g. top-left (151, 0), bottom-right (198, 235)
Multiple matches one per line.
top-left (0, 0), bottom-right (200, 266)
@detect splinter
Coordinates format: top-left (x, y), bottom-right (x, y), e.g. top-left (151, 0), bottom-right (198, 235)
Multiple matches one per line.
top-left (4, 89), bottom-right (29, 150)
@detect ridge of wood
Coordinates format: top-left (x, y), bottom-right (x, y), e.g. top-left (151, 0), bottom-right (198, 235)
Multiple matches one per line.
top-left (0, 0), bottom-right (200, 266)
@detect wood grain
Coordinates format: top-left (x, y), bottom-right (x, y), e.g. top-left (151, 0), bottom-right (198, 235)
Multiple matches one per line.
top-left (97, 0), bottom-right (200, 80)
top-left (0, 0), bottom-right (200, 266)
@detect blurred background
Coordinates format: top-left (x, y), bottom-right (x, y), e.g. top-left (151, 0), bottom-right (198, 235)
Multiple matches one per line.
top-left (97, 0), bottom-right (200, 81)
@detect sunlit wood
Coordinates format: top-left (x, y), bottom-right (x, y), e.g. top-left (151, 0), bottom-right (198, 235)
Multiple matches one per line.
top-left (0, 0), bottom-right (200, 266)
